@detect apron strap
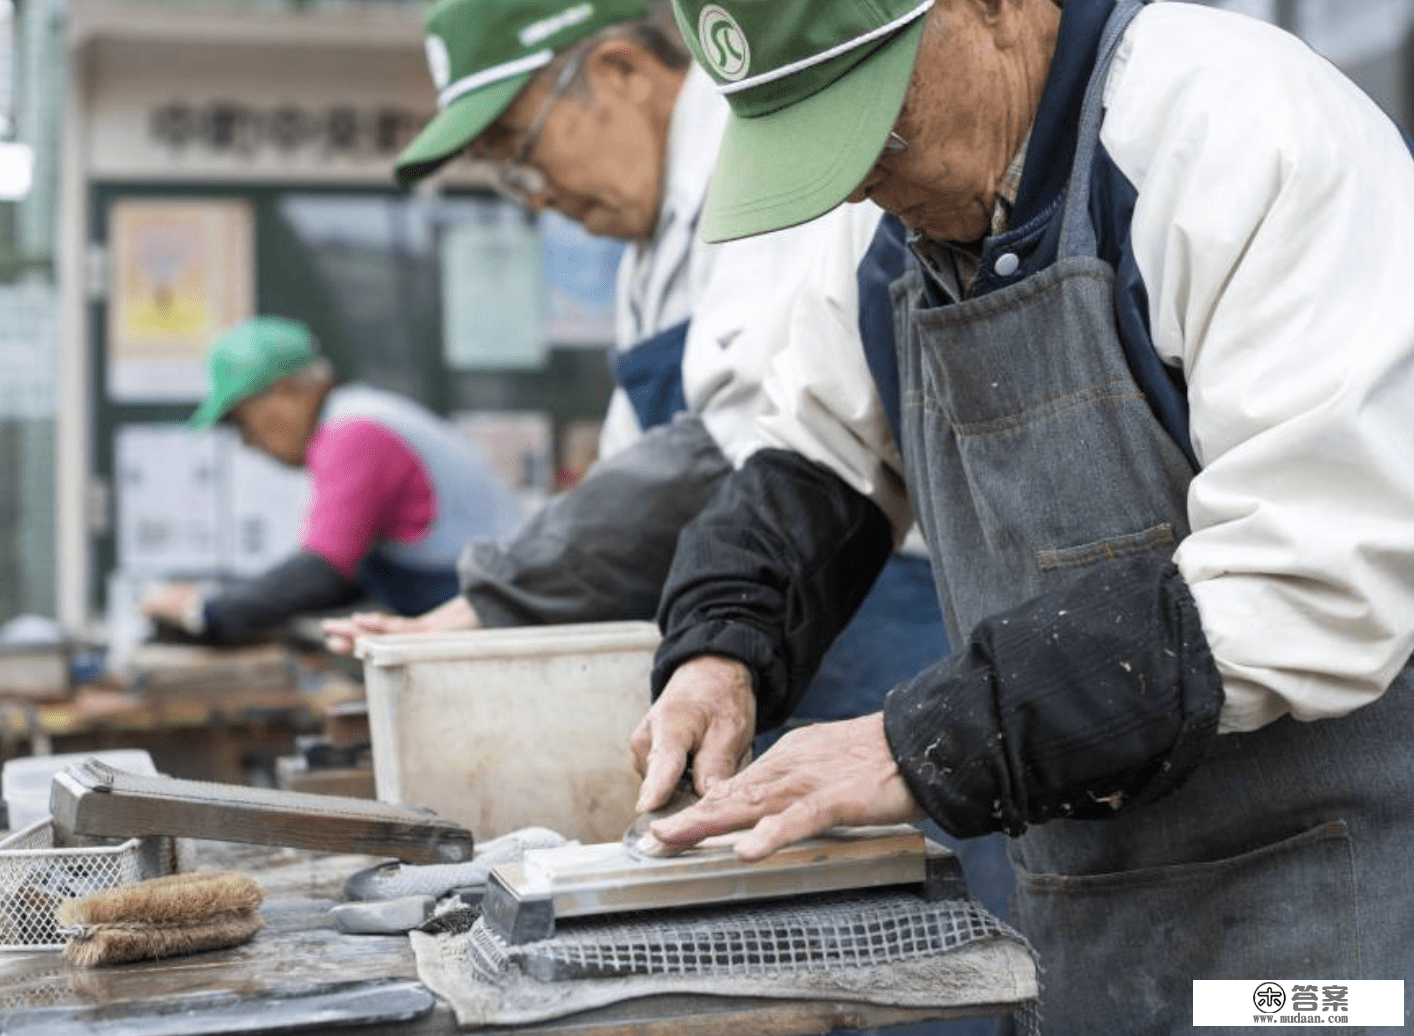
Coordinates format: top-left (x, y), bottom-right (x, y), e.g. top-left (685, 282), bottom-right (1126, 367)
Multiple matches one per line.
top-left (612, 319), bottom-right (692, 431)
top-left (1058, 0), bottom-right (1147, 259)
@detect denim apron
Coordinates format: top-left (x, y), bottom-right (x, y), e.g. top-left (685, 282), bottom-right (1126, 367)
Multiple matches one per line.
top-left (890, 2), bottom-right (1414, 1032)
top-left (613, 320), bottom-right (691, 431)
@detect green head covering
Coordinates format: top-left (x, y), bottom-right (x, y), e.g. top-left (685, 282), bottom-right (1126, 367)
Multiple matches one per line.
top-left (671, 0), bottom-right (931, 242)
top-left (397, 0), bottom-right (654, 186)
top-left (188, 316), bottom-right (316, 430)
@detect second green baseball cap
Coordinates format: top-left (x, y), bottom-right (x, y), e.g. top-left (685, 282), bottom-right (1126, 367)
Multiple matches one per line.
top-left (188, 317), bottom-right (316, 430)
top-left (397, 0), bottom-right (652, 186)
top-left (673, 0), bottom-right (930, 242)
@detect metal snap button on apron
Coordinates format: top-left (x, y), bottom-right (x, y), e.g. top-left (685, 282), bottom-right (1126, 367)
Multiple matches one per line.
top-left (993, 252), bottom-right (1021, 277)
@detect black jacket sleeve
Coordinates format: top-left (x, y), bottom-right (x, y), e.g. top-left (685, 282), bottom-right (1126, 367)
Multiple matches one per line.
top-left (458, 414), bottom-right (733, 628)
top-left (883, 555), bottom-right (1225, 839)
top-left (652, 448), bottom-right (895, 731)
top-left (202, 551), bottom-right (363, 645)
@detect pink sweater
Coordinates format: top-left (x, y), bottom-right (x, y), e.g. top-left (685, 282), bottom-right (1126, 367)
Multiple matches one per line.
top-left (301, 418), bottom-right (438, 577)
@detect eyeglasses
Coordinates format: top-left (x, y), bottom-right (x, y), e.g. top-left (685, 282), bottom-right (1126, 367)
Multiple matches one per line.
top-left (482, 47), bottom-right (591, 201)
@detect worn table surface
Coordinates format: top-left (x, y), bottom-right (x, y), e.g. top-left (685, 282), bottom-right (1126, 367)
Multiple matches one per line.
top-left (0, 842), bottom-right (1023, 1036)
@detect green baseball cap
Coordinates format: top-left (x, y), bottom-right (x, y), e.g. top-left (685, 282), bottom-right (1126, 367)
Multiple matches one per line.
top-left (188, 316), bottom-right (316, 430)
top-left (673, 0), bottom-right (930, 242)
top-left (397, 0), bottom-right (653, 186)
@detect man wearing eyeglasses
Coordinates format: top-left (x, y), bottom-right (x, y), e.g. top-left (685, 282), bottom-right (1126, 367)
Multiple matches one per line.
top-left (327, 0), bottom-right (1025, 939)
top-left (328, 0), bottom-right (963, 739)
top-left (629, 0), bottom-right (1414, 1030)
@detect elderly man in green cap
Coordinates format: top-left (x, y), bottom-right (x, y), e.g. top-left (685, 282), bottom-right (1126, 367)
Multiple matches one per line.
top-left (632, 0), bottom-right (1414, 1030)
top-left (327, 0), bottom-right (960, 777)
top-left (329, 2), bottom-right (1019, 1000)
top-left (143, 316), bottom-right (520, 644)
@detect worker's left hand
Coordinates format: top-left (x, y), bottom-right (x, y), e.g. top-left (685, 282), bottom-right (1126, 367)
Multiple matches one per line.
top-left (647, 712), bottom-right (925, 861)
top-left (141, 582), bottom-right (204, 631)
top-left (631, 654), bottom-right (755, 814)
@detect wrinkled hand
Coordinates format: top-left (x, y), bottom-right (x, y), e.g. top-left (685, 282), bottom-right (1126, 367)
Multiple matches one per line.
top-left (141, 583), bottom-right (203, 627)
top-left (630, 655), bottom-right (755, 813)
top-left (321, 596), bottom-right (480, 655)
top-left (648, 712), bottom-right (924, 862)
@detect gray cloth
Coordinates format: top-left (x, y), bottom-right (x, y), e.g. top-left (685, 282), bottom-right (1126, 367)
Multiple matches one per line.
top-left (410, 899), bottom-right (1035, 1029)
top-left (459, 414), bottom-right (732, 628)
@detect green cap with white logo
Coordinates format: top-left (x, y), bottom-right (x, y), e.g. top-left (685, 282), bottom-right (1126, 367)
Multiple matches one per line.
top-left (674, 0), bottom-right (931, 242)
top-left (397, 0), bottom-right (653, 186)
top-left (188, 316), bottom-right (316, 430)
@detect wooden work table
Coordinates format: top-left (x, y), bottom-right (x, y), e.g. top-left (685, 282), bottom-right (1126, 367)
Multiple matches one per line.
top-left (0, 842), bottom-right (1027, 1036)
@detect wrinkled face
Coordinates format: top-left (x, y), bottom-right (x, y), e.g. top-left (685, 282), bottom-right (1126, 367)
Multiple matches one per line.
top-left (475, 42), bottom-right (675, 241)
top-left (848, 0), bottom-right (1054, 243)
top-left (228, 384), bottom-right (314, 467)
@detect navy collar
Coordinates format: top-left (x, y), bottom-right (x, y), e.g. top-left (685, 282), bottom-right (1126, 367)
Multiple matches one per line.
top-left (1011, 0), bottom-right (1125, 229)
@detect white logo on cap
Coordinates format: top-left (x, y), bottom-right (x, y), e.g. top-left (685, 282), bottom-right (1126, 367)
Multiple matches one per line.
top-left (424, 35), bottom-right (452, 91)
top-left (697, 4), bottom-right (749, 82)
top-left (519, 3), bottom-right (594, 47)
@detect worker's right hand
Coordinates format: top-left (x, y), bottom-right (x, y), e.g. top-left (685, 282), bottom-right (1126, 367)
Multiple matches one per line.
top-left (321, 596), bottom-right (480, 655)
top-left (630, 654), bottom-right (755, 814)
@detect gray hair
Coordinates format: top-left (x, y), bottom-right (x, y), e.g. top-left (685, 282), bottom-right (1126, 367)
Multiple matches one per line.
top-left (290, 356), bottom-right (335, 390)
top-left (543, 1), bottom-right (691, 96)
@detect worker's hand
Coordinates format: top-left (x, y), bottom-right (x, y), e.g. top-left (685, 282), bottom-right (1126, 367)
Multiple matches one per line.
top-left (141, 582), bottom-right (204, 632)
top-left (648, 712), bottom-right (925, 862)
top-left (631, 655), bottom-right (755, 813)
top-left (321, 596), bottom-right (481, 655)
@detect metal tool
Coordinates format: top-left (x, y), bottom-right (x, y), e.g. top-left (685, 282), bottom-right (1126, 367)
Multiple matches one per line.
top-left (50, 759), bottom-right (475, 864)
top-left (620, 772), bottom-right (698, 860)
top-left (483, 824), bottom-right (967, 944)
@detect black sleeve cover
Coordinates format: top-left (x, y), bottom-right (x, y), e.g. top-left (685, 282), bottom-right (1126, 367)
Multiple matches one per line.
top-left (652, 447), bottom-right (895, 731)
top-left (202, 551), bottom-right (363, 645)
top-left (883, 555), bottom-right (1224, 838)
top-left (457, 414), bottom-right (734, 628)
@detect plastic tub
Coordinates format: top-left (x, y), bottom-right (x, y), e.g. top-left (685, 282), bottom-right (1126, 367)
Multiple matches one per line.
top-left (359, 622), bottom-right (659, 843)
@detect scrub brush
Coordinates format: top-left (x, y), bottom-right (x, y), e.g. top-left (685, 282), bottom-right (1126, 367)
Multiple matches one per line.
top-left (56, 871), bottom-right (264, 967)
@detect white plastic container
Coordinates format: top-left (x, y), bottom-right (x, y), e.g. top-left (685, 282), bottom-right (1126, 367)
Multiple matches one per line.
top-left (359, 622), bottom-right (660, 844)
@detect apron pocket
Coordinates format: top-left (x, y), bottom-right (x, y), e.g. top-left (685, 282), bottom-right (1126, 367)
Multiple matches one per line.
top-left (1036, 522), bottom-right (1176, 572)
top-left (1011, 821), bottom-right (1359, 1031)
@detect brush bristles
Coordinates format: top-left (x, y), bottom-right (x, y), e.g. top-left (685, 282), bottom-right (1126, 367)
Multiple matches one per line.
top-left (63, 911), bottom-right (264, 967)
top-left (57, 871), bottom-right (263, 927)
top-left (58, 871), bottom-right (265, 967)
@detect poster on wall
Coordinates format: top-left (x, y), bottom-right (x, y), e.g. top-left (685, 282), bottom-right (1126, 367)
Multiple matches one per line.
top-left (440, 203), bottom-right (546, 370)
top-left (107, 198), bottom-right (254, 401)
top-left (115, 423), bottom-right (225, 575)
top-left (115, 423), bottom-right (309, 578)
top-left (226, 440), bottom-right (312, 577)
top-left (538, 209), bottom-right (622, 346)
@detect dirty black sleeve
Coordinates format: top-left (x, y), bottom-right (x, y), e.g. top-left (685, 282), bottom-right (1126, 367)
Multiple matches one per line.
top-left (883, 556), bottom-right (1224, 838)
top-left (458, 414), bottom-right (733, 628)
top-left (202, 551), bottom-right (363, 645)
top-left (652, 448), bottom-right (895, 731)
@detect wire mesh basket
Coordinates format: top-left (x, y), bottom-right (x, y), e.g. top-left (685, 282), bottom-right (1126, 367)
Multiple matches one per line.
top-left (0, 819), bottom-right (177, 951)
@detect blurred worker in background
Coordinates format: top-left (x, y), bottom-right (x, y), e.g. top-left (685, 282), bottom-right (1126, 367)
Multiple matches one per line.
top-left (143, 316), bottom-right (521, 645)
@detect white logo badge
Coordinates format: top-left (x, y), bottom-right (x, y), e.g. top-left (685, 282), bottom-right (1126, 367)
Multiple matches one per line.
top-left (424, 35), bottom-right (452, 91)
top-left (697, 4), bottom-right (749, 82)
